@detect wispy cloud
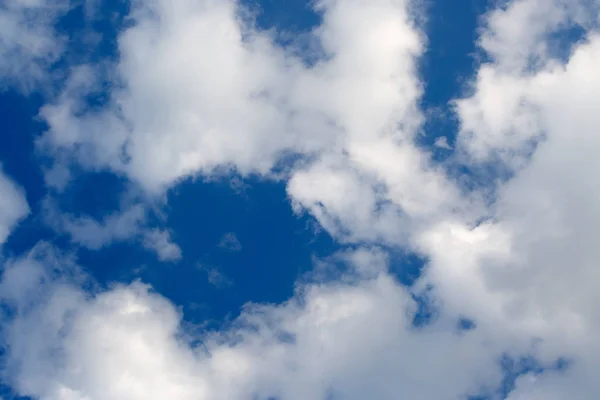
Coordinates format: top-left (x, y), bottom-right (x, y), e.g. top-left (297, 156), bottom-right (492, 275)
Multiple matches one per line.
top-left (197, 263), bottom-right (232, 289)
top-left (218, 232), bottom-right (242, 252)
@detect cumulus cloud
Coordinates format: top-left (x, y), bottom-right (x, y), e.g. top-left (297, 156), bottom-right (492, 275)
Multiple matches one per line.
top-left (417, 0), bottom-right (600, 396)
top-left (0, 167), bottom-right (29, 245)
top-left (36, 0), bottom-right (465, 251)
top-left (197, 263), bottom-right (232, 288)
top-left (0, 245), bottom-right (504, 400)
top-left (1, 0), bottom-right (600, 398)
top-left (455, 0), bottom-right (599, 164)
top-left (38, 0), bottom-right (438, 218)
top-left (39, 0), bottom-right (308, 191)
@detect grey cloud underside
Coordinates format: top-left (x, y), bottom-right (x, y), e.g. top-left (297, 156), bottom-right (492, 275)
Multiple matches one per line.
top-left (1, 0), bottom-right (600, 398)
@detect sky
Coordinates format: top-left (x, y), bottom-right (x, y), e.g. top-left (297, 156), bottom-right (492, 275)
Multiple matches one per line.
top-left (0, 0), bottom-right (599, 399)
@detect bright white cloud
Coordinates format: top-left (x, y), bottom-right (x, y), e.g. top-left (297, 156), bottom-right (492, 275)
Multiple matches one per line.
top-left (0, 245), bottom-right (505, 400)
top-left (38, 0), bottom-right (433, 202)
top-left (36, 0), bottom-right (465, 251)
top-left (419, 0), bottom-right (600, 396)
top-left (197, 263), bottom-right (232, 288)
top-left (39, 0), bottom-right (304, 192)
top-left (455, 0), bottom-right (599, 164)
top-left (434, 136), bottom-right (452, 150)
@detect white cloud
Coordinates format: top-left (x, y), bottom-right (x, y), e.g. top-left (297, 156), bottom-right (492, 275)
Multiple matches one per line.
top-left (478, 0), bottom-right (597, 73)
top-left (0, 245), bottom-right (505, 400)
top-left (39, 0), bottom-right (306, 192)
top-left (455, 0), bottom-right (599, 164)
top-left (0, 166), bottom-right (29, 245)
top-left (197, 263), bottom-right (232, 288)
top-left (433, 136), bottom-right (452, 150)
top-left (44, 202), bottom-right (146, 250)
top-left (142, 229), bottom-right (182, 262)
top-left (38, 0), bottom-right (433, 208)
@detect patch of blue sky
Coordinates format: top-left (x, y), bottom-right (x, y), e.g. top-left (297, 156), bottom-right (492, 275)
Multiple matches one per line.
top-left (152, 177), bottom-right (338, 324)
top-left (244, 0), bottom-right (324, 64)
top-left (418, 0), bottom-right (493, 157)
top-left (246, 0), bottom-right (322, 34)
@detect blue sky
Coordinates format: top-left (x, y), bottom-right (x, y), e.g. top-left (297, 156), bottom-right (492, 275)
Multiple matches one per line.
top-left (0, 0), bottom-right (599, 399)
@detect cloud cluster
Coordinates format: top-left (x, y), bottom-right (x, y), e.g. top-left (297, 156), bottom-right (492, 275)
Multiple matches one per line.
top-left (0, 0), bottom-right (599, 398)
top-left (39, 0), bottom-right (460, 246)
top-left (419, 0), bottom-right (600, 396)
top-left (0, 246), bottom-right (504, 400)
